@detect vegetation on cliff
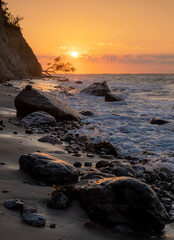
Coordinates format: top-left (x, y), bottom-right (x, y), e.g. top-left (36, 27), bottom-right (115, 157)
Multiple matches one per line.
top-left (0, 0), bottom-right (23, 28)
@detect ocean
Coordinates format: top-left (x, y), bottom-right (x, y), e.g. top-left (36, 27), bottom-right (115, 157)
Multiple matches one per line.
top-left (32, 74), bottom-right (174, 172)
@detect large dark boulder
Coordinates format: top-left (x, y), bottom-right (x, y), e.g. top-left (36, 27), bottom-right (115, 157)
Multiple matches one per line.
top-left (19, 152), bottom-right (79, 185)
top-left (15, 85), bottom-right (83, 121)
top-left (77, 177), bottom-right (168, 231)
top-left (80, 81), bottom-right (110, 96)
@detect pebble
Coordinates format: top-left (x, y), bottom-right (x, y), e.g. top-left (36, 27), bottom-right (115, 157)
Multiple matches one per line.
top-left (84, 162), bottom-right (92, 167)
top-left (73, 161), bottom-right (82, 168)
top-left (49, 223), bottom-right (56, 228)
top-left (4, 199), bottom-right (24, 210)
top-left (25, 129), bottom-right (34, 134)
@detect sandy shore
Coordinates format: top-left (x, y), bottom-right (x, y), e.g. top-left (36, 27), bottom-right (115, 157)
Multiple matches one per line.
top-left (0, 82), bottom-right (131, 240)
top-left (0, 82), bottom-right (174, 240)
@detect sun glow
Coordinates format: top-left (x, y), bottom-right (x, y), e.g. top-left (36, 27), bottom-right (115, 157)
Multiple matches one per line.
top-left (70, 51), bottom-right (79, 58)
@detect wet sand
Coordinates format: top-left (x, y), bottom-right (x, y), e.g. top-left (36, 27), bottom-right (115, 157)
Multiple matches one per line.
top-left (0, 82), bottom-right (173, 240)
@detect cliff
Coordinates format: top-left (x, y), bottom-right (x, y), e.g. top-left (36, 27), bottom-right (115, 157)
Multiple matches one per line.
top-left (0, 4), bottom-right (42, 80)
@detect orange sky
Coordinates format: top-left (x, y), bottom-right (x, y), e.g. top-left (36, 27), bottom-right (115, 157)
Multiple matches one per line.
top-left (7, 0), bottom-right (174, 73)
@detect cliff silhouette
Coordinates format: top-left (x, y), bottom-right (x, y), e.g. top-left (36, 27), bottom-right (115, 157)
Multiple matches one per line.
top-left (0, 1), bottom-right (42, 80)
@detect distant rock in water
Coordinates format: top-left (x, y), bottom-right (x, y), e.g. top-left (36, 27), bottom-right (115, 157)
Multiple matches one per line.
top-left (77, 177), bottom-right (168, 231)
top-left (0, 6), bottom-right (42, 80)
top-left (81, 81), bottom-right (111, 96)
top-left (105, 93), bottom-right (124, 102)
top-left (19, 152), bottom-right (79, 185)
top-left (20, 111), bottom-right (56, 127)
top-left (15, 85), bottom-right (83, 121)
top-left (149, 118), bottom-right (168, 125)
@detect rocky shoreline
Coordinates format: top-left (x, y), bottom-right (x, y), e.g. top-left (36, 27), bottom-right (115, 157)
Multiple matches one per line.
top-left (0, 80), bottom-right (174, 240)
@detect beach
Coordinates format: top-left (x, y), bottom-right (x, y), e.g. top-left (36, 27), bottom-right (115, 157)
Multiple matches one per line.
top-left (0, 82), bottom-right (129, 240)
top-left (0, 77), bottom-right (174, 240)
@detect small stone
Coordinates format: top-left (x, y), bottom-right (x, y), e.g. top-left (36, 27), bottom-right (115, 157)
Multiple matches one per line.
top-left (25, 129), bottom-right (34, 134)
top-left (73, 161), bottom-right (82, 168)
top-left (13, 131), bottom-right (18, 135)
top-left (4, 199), bottom-right (24, 210)
top-left (49, 223), bottom-right (56, 228)
top-left (87, 154), bottom-right (94, 158)
top-left (0, 162), bottom-right (5, 165)
top-left (84, 162), bottom-right (92, 167)
top-left (2, 190), bottom-right (9, 193)
top-left (47, 192), bottom-right (69, 209)
top-left (21, 207), bottom-right (46, 227)
top-left (25, 85), bottom-right (32, 90)
top-left (72, 153), bottom-right (81, 157)
top-left (0, 127), bottom-right (3, 131)
top-left (149, 118), bottom-right (168, 125)
top-left (96, 160), bottom-right (110, 168)
top-left (99, 155), bottom-right (114, 160)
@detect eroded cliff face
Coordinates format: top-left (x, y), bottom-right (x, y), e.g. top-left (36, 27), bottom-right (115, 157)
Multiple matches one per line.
top-left (0, 6), bottom-right (42, 80)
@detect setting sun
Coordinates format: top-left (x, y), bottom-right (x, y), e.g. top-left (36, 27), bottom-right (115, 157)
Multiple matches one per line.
top-left (70, 51), bottom-right (79, 58)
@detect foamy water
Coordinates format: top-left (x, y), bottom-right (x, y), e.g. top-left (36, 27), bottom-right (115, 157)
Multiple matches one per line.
top-left (11, 74), bottom-right (174, 171)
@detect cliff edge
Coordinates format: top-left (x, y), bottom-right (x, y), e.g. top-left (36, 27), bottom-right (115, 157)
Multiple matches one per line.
top-left (0, 2), bottom-right (42, 80)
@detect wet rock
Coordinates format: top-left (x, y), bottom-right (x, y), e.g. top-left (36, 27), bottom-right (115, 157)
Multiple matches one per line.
top-left (78, 177), bottom-right (169, 231)
top-left (80, 110), bottom-right (94, 117)
top-left (38, 135), bottom-right (62, 145)
top-left (73, 161), bottom-right (82, 168)
top-left (4, 199), bottom-right (24, 210)
top-left (80, 81), bottom-right (111, 96)
top-left (157, 172), bottom-right (168, 182)
top-left (21, 207), bottom-right (46, 227)
top-left (87, 154), bottom-right (94, 158)
top-left (25, 129), bottom-right (34, 134)
top-left (47, 192), bottom-right (69, 209)
top-left (72, 153), bottom-right (81, 157)
top-left (19, 152), bottom-right (79, 185)
top-left (149, 118), bottom-right (168, 125)
top-left (80, 170), bottom-right (115, 180)
top-left (99, 155), bottom-right (114, 160)
top-left (75, 80), bottom-right (83, 84)
top-left (84, 162), bottom-right (92, 167)
top-left (112, 161), bottom-right (137, 178)
top-left (21, 111), bottom-right (56, 127)
top-left (77, 135), bottom-right (90, 143)
top-left (49, 223), bottom-right (56, 228)
top-left (96, 160), bottom-right (110, 169)
top-left (105, 93), bottom-right (124, 102)
top-left (15, 86), bottom-right (83, 121)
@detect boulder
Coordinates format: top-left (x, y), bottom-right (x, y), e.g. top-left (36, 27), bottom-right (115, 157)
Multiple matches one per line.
top-left (19, 152), bottom-right (79, 185)
top-left (80, 81), bottom-right (110, 96)
top-left (149, 118), bottom-right (168, 125)
top-left (15, 85), bottom-right (83, 121)
top-left (20, 111), bottom-right (56, 127)
top-left (78, 177), bottom-right (168, 231)
top-left (105, 93), bottom-right (124, 102)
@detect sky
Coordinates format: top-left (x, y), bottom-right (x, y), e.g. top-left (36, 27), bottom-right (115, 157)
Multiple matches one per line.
top-left (7, 0), bottom-right (174, 73)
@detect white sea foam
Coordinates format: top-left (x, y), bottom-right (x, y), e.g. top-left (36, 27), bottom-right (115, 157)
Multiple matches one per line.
top-left (13, 74), bottom-right (174, 171)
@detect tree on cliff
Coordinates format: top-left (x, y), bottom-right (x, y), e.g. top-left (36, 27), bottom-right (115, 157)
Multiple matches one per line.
top-left (0, 0), bottom-right (23, 28)
top-left (43, 56), bottom-right (76, 76)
